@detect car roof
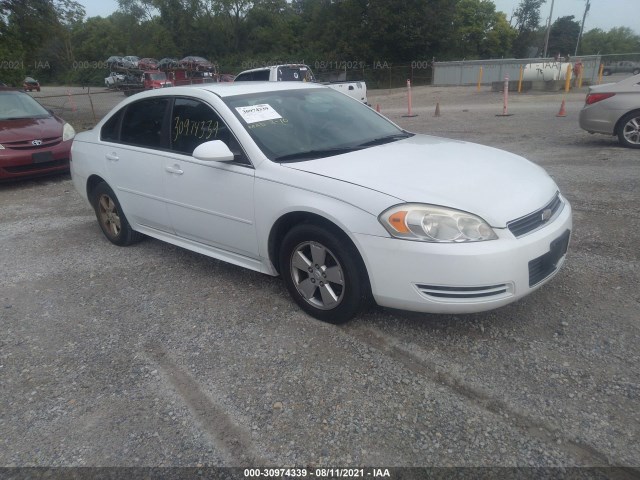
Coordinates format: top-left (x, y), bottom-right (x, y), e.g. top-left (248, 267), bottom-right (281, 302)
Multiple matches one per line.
top-left (93, 82), bottom-right (329, 129)
top-left (137, 81), bottom-right (325, 99)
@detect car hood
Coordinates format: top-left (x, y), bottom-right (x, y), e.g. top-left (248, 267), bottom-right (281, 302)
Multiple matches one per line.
top-left (0, 116), bottom-right (63, 142)
top-left (282, 135), bottom-right (559, 227)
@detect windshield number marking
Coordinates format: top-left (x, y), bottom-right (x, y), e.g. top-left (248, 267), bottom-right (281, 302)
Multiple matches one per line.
top-left (172, 116), bottom-right (218, 142)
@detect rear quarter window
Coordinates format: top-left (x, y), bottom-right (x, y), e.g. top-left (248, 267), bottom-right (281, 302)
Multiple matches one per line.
top-left (120, 97), bottom-right (170, 149)
top-left (100, 110), bottom-right (123, 142)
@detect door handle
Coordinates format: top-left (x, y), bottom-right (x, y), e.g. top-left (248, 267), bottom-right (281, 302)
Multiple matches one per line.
top-left (165, 165), bottom-right (184, 175)
top-left (105, 152), bottom-right (119, 161)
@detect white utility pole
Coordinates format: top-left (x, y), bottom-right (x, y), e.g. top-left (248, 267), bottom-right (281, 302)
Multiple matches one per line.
top-left (543, 0), bottom-right (556, 59)
top-left (575, 0), bottom-right (591, 56)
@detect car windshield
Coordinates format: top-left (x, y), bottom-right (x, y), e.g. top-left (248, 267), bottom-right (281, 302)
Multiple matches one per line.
top-left (224, 88), bottom-right (412, 162)
top-left (0, 91), bottom-right (50, 120)
top-left (149, 73), bottom-right (167, 80)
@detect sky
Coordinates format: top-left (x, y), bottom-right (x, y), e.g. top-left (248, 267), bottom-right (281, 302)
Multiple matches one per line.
top-left (491, 0), bottom-right (639, 33)
top-left (80, 0), bottom-right (638, 34)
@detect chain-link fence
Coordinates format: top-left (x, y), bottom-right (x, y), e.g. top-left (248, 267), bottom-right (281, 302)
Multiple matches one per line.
top-left (30, 87), bottom-right (122, 131)
top-left (432, 53), bottom-right (640, 87)
top-left (27, 65), bottom-right (435, 130)
top-left (221, 62), bottom-right (433, 90)
top-left (24, 53), bottom-right (638, 131)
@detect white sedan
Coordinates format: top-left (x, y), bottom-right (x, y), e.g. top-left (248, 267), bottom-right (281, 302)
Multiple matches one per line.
top-left (71, 82), bottom-right (572, 323)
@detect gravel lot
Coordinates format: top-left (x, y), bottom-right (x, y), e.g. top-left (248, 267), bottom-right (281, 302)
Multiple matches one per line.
top-left (1, 83), bottom-right (639, 476)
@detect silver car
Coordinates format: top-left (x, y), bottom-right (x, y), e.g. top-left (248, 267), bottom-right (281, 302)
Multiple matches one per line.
top-left (602, 61), bottom-right (640, 76)
top-left (579, 74), bottom-right (640, 148)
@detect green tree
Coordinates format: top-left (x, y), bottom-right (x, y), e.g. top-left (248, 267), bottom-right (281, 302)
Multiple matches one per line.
top-left (0, 0), bottom-right (85, 83)
top-left (547, 15), bottom-right (580, 58)
top-left (1, 0), bottom-right (58, 67)
top-left (511, 0), bottom-right (546, 57)
top-left (244, 0), bottom-right (300, 57)
top-left (451, 0), bottom-right (515, 59)
top-left (482, 12), bottom-right (517, 58)
top-left (580, 27), bottom-right (640, 55)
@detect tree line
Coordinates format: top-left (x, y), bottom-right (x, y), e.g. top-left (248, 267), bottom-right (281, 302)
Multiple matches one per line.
top-left (1, 0), bottom-right (639, 86)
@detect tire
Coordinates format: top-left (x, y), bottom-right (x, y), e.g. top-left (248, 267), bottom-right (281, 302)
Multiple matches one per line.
top-left (617, 111), bottom-right (640, 149)
top-left (633, 69), bottom-right (640, 75)
top-left (602, 69), bottom-right (611, 76)
top-left (279, 224), bottom-right (370, 324)
top-left (91, 182), bottom-right (143, 246)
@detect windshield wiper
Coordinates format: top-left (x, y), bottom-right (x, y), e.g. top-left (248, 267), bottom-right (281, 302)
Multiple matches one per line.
top-left (274, 146), bottom-right (363, 162)
top-left (357, 132), bottom-right (413, 147)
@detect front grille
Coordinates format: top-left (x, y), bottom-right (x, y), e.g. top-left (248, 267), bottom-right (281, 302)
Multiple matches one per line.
top-left (416, 283), bottom-right (512, 301)
top-left (4, 158), bottom-right (69, 173)
top-left (4, 137), bottom-right (62, 150)
top-left (528, 229), bottom-right (570, 287)
top-left (508, 193), bottom-right (563, 238)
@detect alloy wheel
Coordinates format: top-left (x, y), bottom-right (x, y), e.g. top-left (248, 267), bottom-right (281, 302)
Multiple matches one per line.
top-left (622, 116), bottom-right (640, 146)
top-left (290, 241), bottom-right (345, 310)
top-left (97, 194), bottom-right (122, 238)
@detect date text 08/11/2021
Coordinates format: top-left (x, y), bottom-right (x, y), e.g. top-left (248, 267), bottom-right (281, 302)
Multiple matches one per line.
top-left (243, 468), bottom-right (391, 478)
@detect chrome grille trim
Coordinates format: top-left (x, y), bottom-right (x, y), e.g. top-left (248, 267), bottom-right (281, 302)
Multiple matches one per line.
top-left (415, 283), bottom-right (513, 301)
top-left (507, 193), bottom-right (564, 238)
top-left (4, 136), bottom-right (62, 150)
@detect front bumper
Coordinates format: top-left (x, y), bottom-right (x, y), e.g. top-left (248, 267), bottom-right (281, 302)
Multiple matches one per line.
top-left (0, 140), bottom-right (71, 181)
top-left (354, 199), bottom-right (572, 314)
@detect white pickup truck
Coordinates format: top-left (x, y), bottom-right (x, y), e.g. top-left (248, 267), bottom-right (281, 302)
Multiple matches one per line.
top-left (234, 64), bottom-right (368, 104)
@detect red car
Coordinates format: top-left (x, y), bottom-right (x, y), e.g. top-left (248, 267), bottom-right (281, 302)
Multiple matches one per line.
top-left (0, 88), bottom-right (75, 181)
top-left (138, 57), bottom-right (159, 70)
top-left (23, 77), bottom-right (40, 92)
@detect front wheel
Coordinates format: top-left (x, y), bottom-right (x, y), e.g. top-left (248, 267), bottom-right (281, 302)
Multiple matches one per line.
top-left (279, 224), bottom-right (370, 324)
top-left (91, 182), bottom-right (143, 246)
top-left (617, 111), bottom-right (640, 149)
top-left (602, 69), bottom-right (611, 76)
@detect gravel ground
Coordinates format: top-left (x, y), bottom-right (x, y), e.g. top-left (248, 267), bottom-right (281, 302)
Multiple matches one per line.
top-left (1, 83), bottom-right (639, 477)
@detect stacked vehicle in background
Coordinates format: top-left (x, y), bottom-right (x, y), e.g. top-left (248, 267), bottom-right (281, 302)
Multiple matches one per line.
top-left (104, 55), bottom-right (218, 96)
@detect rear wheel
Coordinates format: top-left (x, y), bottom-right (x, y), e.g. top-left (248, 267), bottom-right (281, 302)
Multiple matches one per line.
top-left (92, 182), bottom-right (143, 246)
top-left (279, 224), bottom-right (370, 324)
top-left (633, 68), bottom-right (640, 75)
top-left (602, 69), bottom-right (611, 76)
top-left (617, 111), bottom-right (640, 149)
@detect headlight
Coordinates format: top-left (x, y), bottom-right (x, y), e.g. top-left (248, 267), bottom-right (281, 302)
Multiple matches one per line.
top-left (379, 203), bottom-right (498, 243)
top-left (62, 123), bottom-right (76, 142)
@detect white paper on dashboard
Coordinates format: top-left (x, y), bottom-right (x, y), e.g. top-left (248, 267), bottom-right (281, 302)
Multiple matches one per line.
top-left (235, 104), bottom-right (283, 124)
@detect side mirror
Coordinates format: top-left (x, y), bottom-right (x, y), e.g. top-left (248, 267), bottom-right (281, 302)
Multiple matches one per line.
top-left (192, 140), bottom-right (235, 162)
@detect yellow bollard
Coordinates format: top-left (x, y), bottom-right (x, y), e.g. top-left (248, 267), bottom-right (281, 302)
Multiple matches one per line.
top-left (477, 67), bottom-right (483, 92)
top-left (598, 63), bottom-right (604, 84)
top-left (564, 64), bottom-right (572, 93)
top-left (578, 69), bottom-right (584, 89)
top-left (518, 65), bottom-right (524, 93)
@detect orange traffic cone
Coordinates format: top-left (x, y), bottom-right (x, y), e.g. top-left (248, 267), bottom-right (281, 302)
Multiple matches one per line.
top-left (556, 99), bottom-right (567, 117)
top-left (434, 102), bottom-right (441, 117)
